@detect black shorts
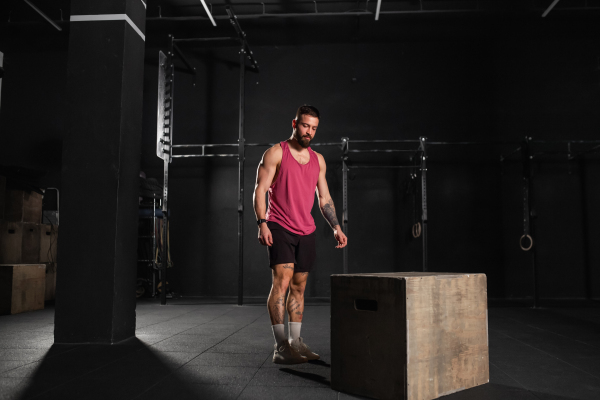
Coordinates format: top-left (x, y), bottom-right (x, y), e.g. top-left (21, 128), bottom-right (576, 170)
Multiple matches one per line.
top-left (267, 221), bottom-right (316, 273)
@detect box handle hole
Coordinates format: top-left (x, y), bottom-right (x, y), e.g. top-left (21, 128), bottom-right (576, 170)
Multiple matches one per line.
top-left (8, 229), bottom-right (15, 234)
top-left (354, 299), bottom-right (378, 312)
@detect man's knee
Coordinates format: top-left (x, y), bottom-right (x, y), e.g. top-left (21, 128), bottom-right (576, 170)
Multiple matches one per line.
top-left (289, 282), bottom-right (306, 297)
top-left (272, 276), bottom-right (291, 294)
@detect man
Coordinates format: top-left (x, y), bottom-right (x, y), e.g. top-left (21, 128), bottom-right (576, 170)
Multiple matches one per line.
top-left (253, 105), bottom-right (348, 364)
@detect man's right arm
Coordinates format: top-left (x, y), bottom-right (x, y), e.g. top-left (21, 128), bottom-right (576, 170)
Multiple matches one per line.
top-left (253, 145), bottom-right (280, 246)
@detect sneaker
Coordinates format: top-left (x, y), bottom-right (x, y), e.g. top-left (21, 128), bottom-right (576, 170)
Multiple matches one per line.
top-left (290, 337), bottom-right (320, 360)
top-left (273, 341), bottom-right (308, 364)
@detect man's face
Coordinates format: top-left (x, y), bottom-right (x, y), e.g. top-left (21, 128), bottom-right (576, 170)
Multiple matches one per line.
top-left (293, 115), bottom-right (319, 148)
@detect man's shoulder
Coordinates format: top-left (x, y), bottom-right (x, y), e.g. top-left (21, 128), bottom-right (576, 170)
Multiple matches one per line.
top-left (311, 149), bottom-right (325, 163)
top-left (263, 143), bottom-right (283, 163)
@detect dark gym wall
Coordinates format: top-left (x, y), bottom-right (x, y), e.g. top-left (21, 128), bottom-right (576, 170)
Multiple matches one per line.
top-left (0, 31), bottom-right (68, 188)
top-left (140, 15), bottom-right (600, 301)
top-left (1, 13), bottom-right (598, 302)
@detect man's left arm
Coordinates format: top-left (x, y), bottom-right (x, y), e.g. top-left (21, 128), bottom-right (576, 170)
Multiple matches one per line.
top-left (315, 153), bottom-right (348, 249)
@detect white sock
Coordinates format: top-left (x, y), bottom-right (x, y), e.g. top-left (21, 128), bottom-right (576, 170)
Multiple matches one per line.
top-left (272, 324), bottom-right (286, 345)
top-left (288, 322), bottom-right (302, 342)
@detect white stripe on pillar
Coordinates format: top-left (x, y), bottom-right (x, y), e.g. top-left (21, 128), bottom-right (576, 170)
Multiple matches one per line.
top-left (70, 14), bottom-right (145, 41)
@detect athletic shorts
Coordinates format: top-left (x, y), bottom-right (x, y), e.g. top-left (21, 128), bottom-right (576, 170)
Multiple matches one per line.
top-left (267, 221), bottom-right (316, 273)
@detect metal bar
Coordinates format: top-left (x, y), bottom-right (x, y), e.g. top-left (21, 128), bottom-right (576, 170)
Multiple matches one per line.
top-left (174, 37), bottom-right (239, 43)
top-left (173, 43), bottom-right (197, 75)
top-left (568, 144), bottom-right (600, 159)
top-left (419, 137), bottom-right (428, 272)
top-left (542, 0), bottom-right (561, 17)
top-left (427, 141), bottom-right (520, 145)
top-left (500, 146), bottom-right (521, 162)
top-left (237, 47), bottom-right (246, 307)
top-left (375, 0), bottom-right (382, 20)
top-left (341, 138), bottom-right (349, 274)
top-left (152, 196), bottom-right (157, 297)
top-left (349, 149), bottom-right (422, 153)
top-left (531, 139), bottom-right (600, 144)
top-left (173, 143), bottom-right (239, 148)
top-left (161, 37), bottom-right (175, 306)
top-left (147, 9), bottom-right (482, 22)
top-left (225, 6), bottom-right (259, 71)
top-left (347, 165), bottom-right (417, 169)
top-left (172, 154), bottom-right (239, 158)
top-left (350, 139), bottom-right (420, 143)
top-left (199, 0), bottom-right (217, 26)
top-left (23, 0), bottom-right (62, 31)
top-left (521, 138), bottom-right (538, 308)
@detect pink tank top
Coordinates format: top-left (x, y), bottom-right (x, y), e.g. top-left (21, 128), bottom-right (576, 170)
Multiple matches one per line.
top-left (266, 141), bottom-right (320, 235)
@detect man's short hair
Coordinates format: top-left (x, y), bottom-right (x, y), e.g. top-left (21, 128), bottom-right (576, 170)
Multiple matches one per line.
top-left (295, 105), bottom-right (320, 121)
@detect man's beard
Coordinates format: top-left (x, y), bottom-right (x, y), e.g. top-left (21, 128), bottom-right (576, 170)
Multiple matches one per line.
top-left (295, 131), bottom-right (311, 148)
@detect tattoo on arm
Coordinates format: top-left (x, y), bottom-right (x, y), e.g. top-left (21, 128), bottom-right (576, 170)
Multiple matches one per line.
top-left (321, 199), bottom-right (340, 228)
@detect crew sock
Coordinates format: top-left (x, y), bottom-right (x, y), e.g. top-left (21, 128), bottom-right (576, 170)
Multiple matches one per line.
top-left (288, 322), bottom-right (302, 342)
top-left (272, 324), bottom-right (287, 346)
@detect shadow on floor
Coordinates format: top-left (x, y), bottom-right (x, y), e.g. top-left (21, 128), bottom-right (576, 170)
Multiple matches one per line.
top-left (12, 338), bottom-right (229, 400)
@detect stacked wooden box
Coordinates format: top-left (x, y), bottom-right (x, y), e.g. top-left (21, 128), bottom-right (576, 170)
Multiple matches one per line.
top-left (0, 176), bottom-right (58, 314)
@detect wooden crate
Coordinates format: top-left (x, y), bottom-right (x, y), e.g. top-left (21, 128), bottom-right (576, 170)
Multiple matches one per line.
top-left (331, 272), bottom-right (489, 400)
top-left (0, 221), bottom-right (41, 264)
top-left (0, 264), bottom-right (46, 314)
top-left (39, 224), bottom-right (58, 263)
top-left (4, 188), bottom-right (42, 223)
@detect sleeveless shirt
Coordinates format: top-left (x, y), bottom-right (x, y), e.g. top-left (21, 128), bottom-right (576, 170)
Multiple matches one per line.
top-left (265, 141), bottom-right (320, 235)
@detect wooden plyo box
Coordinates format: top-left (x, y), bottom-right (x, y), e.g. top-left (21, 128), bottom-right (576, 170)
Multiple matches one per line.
top-left (331, 272), bottom-right (489, 400)
top-left (4, 187), bottom-right (43, 224)
top-left (0, 264), bottom-right (46, 315)
top-left (0, 221), bottom-right (41, 264)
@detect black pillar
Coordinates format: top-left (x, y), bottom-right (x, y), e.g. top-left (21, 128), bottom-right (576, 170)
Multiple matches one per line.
top-left (55, 0), bottom-right (146, 344)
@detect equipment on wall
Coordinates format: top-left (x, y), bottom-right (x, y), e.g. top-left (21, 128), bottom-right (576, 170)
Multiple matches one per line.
top-left (156, 6), bottom-right (258, 306)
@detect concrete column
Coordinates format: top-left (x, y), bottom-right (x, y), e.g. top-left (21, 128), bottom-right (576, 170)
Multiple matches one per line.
top-left (55, 0), bottom-right (146, 344)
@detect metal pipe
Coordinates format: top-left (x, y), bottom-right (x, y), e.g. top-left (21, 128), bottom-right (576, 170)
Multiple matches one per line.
top-left (348, 139), bottom-right (420, 143)
top-left (172, 154), bottom-right (238, 158)
top-left (147, 9), bottom-right (481, 22)
top-left (173, 43), bottom-right (197, 75)
top-left (199, 0), bottom-right (217, 26)
top-left (237, 47), bottom-right (246, 306)
top-left (341, 138), bottom-right (349, 274)
top-left (161, 37), bottom-right (175, 306)
top-left (174, 37), bottom-right (239, 43)
top-left (348, 165), bottom-right (417, 169)
top-left (419, 137), bottom-right (428, 272)
top-left (542, 0), bottom-right (561, 17)
top-left (349, 149), bottom-right (421, 153)
top-left (23, 0), bottom-right (62, 31)
top-left (173, 143), bottom-right (239, 148)
top-left (225, 7), bottom-right (260, 71)
top-left (375, 0), bottom-right (382, 20)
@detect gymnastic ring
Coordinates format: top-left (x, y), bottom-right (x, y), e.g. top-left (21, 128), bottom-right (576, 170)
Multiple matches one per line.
top-left (520, 234), bottom-right (533, 251)
top-left (412, 222), bottom-right (422, 238)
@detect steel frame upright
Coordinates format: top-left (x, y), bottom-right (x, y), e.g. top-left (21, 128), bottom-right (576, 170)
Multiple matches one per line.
top-left (340, 138), bottom-right (427, 273)
top-left (237, 45), bottom-right (246, 306)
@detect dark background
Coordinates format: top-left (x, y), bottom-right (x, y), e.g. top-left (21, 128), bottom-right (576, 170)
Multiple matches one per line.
top-left (1, 0), bottom-right (599, 302)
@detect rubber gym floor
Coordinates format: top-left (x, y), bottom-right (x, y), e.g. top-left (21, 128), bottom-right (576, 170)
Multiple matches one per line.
top-left (0, 299), bottom-right (598, 400)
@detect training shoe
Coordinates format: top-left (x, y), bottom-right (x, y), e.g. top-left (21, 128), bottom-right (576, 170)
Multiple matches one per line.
top-left (290, 337), bottom-right (320, 360)
top-left (273, 341), bottom-right (308, 364)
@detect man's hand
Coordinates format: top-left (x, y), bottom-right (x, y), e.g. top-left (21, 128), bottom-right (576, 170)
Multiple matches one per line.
top-left (333, 226), bottom-right (348, 249)
top-left (258, 224), bottom-right (273, 246)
